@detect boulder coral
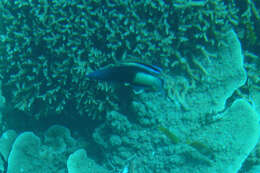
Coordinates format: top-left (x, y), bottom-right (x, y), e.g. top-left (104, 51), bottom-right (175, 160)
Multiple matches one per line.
top-left (0, 130), bottom-right (17, 162)
top-left (67, 149), bottom-right (109, 173)
top-left (1, 126), bottom-right (109, 173)
top-left (7, 132), bottom-right (43, 173)
top-left (0, 98), bottom-right (258, 173)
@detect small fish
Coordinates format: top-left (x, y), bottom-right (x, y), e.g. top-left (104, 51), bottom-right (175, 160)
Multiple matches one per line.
top-left (158, 126), bottom-right (180, 144)
top-left (86, 62), bottom-right (164, 91)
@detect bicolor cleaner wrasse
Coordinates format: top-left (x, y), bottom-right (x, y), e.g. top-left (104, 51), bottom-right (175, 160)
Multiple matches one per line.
top-left (86, 62), bottom-right (164, 91)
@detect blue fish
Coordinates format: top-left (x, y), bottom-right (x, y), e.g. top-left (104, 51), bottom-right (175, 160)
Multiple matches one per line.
top-left (86, 62), bottom-right (164, 91)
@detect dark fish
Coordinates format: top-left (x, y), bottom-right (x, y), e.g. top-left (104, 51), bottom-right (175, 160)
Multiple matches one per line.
top-left (86, 62), bottom-right (164, 91)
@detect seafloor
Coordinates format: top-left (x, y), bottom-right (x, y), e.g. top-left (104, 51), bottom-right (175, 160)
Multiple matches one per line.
top-left (0, 0), bottom-right (259, 173)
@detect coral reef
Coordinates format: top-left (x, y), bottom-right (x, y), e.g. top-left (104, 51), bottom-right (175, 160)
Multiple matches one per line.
top-left (0, 0), bottom-right (259, 173)
top-left (238, 89), bottom-right (260, 173)
top-left (0, 125), bottom-right (107, 173)
top-left (0, 0), bottom-right (239, 118)
top-left (91, 30), bottom-right (259, 173)
top-left (0, 0), bottom-right (119, 118)
top-left (7, 132), bottom-right (42, 173)
top-left (0, 130), bottom-right (17, 162)
top-left (0, 130), bottom-right (16, 172)
top-left (67, 149), bottom-right (109, 173)
top-left (89, 97), bottom-right (260, 173)
top-left (166, 30), bottom-right (246, 113)
top-left (230, 0), bottom-right (260, 103)
top-left (0, 99), bottom-right (258, 173)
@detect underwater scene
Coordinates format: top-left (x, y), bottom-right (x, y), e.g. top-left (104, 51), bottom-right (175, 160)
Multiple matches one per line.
top-left (0, 0), bottom-right (260, 173)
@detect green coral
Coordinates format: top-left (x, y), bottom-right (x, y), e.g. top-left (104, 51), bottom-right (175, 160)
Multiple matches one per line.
top-left (0, 0), bottom-right (118, 118)
top-left (0, 0), bottom-right (240, 118)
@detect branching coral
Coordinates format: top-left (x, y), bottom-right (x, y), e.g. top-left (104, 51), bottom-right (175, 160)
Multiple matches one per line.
top-left (0, 0), bottom-right (243, 118)
top-left (0, 0), bottom-right (119, 118)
